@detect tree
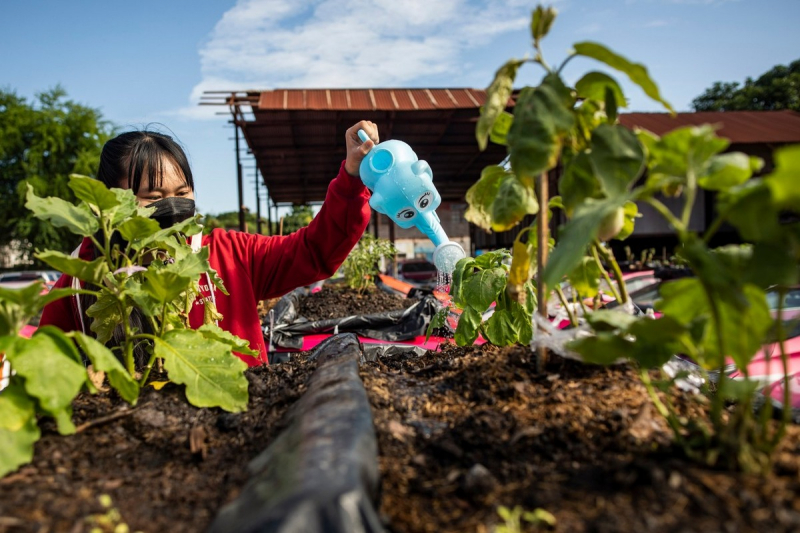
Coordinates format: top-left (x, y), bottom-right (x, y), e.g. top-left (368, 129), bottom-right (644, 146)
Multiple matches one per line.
top-left (692, 59), bottom-right (800, 111)
top-left (281, 204), bottom-right (314, 234)
top-left (0, 87), bottom-right (113, 262)
top-left (201, 210), bottom-right (269, 234)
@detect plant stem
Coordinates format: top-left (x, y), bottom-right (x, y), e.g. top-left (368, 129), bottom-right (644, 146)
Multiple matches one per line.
top-left (681, 162), bottom-right (696, 229)
top-left (536, 172), bottom-right (550, 370)
top-left (772, 288), bottom-right (791, 446)
top-left (644, 198), bottom-right (685, 235)
top-left (591, 244), bottom-right (622, 303)
top-left (598, 244), bottom-right (630, 306)
top-left (554, 285), bottom-right (578, 327)
top-left (640, 368), bottom-right (685, 446)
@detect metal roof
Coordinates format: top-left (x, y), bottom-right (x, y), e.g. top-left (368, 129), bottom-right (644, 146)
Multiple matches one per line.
top-left (201, 90), bottom-right (800, 205)
top-left (619, 110), bottom-right (800, 144)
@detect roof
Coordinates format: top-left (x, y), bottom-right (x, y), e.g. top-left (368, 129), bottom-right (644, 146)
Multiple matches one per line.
top-left (619, 110), bottom-right (800, 144)
top-left (202, 90), bottom-right (800, 205)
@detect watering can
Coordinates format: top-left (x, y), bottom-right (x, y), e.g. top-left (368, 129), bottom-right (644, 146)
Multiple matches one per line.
top-left (357, 129), bottom-right (466, 274)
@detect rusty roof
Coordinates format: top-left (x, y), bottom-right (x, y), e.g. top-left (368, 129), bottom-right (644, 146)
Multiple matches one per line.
top-left (202, 90), bottom-right (800, 205)
top-left (619, 110), bottom-right (800, 144)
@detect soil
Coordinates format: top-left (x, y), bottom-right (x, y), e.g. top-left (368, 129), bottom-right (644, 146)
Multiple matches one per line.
top-left (296, 285), bottom-right (418, 322)
top-left (362, 344), bottom-right (800, 533)
top-left (0, 357), bottom-right (317, 533)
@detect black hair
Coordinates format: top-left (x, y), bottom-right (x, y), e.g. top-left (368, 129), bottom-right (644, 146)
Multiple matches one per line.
top-left (82, 128), bottom-right (195, 369)
top-left (97, 129), bottom-right (194, 194)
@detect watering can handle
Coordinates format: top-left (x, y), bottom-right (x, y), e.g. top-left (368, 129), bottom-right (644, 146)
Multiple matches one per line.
top-left (357, 129), bottom-right (371, 145)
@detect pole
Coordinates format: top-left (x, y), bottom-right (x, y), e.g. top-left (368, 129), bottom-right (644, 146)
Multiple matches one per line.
top-left (266, 196), bottom-right (273, 236)
top-left (234, 122), bottom-right (246, 232)
top-left (255, 161), bottom-right (262, 234)
top-left (388, 215), bottom-right (396, 276)
top-left (536, 172), bottom-right (549, 371)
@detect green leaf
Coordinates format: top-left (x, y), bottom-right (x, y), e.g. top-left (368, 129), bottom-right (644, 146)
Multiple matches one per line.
top-left (573, 41), bottom-right (674, 113)
top-left (569, 332), bottom-right (629, 365)
top-left (542, 197), bottom-right (627, 289)
top-left (110, 188), bottom-right (144, 226)
top-left (616, 201), bottom-right (639, 241)
top-left (588, 124), bottom-right (645, 198)
top-left (35, 250), bottom-right (110, 285)
top-left (0, 416), bottom-right (41, 478)
top-left (155, 329), bottom-right (249, 412)
top-left (512, 301), bottom-right (533, 345)
top-left (25, 183), bottom-right (99, 236)
top-left (455, 306), bottom-right (482, 346)
top-left (586, 309), bottom-right (638, 332)
top-left (68, 174), bottom-right (120, 212)
top-left (143, 270), bottom-right (192, 303)
top-left (718, 378), bottom-right (760, 402)
top-left (656, 278), bottom-right (706, 325)
top-left (484, 309), bottom-right (518, 346)
top-left (477, 59), bottom-right (524, 151)
top-left (567, 257), bottom-right (602, 299)
top-left (117, 216), bottom-right (162, 244)
top-left (575, 71), bottom-right (626, 108)
top-left (489, 111), bottom-right (514, 146)
top-left (425, 308), bottom-right (449, 342)
top-left (451, 257), bottom-right (476, 308)
top-left (720, 181), bottom-right (782, 243)
top-left (560, 151), bottom-right (600, 216)
top-left (164, 246), bottom-right (211, 280)
top-left (198, 323), bottom-right (259, 357)
top-left (531, 5), bottom-right (557, 44)
top-left (70, 332), bottom-right (139, 404)
top-left (131, 216), bottom-right (203, 252)
top-left (86, 291), bottom-right (126, 344)
top-left (464, 268), bottom-right (506, 313)
top-left (0, 382), bottom-right (36, 431)
top-left (743, 243), bottom-right (799, 288)
top-left (698, 152), bottom-right (758, 191)
top-left (490, 176), bottom-right (539, 231)
top-left (627, 316), bottom-right (688, 368)
top-left (708, 284), bottom-right (771, 371)
top-left (7, 330), bottom-right (87, 415)
top-left (604, 86), bottom-right (618, 123)
top-left (765, 144), bottom-right (800, 209)
top-left (507, 74), bottom-right (575, 181)
top-left (465, 166), bottom-right (511, 231)
top-left (52, 406), bottom-right (76, 435)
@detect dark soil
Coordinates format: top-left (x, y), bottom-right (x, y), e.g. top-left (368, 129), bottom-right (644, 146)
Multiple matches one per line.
top-left (0, 357), bottom-right (317, 533)
top-left (296, 285), bottom-right (418, 321)
top-left (362, 344), bottom-right (800, 533)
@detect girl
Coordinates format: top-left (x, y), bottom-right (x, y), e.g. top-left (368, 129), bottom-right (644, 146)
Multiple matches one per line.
top-left (40, 121), bottom-right (378, 366)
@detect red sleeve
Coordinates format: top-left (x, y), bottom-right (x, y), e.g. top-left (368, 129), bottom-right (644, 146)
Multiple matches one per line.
top-left (39, 273), bottom-right (81, 333)
top-left (224, 161), bottom-right (371, 300)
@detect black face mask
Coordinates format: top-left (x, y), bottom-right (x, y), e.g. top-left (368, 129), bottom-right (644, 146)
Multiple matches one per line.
top-left (148, 197), bottom-right (196, 229)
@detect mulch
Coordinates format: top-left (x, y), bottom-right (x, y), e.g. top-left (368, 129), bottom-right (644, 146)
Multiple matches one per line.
top-left (361, 344), bottom-right (800, 533)
top-left (296, 285), bottom-right (419, 322)
top-left (0, 358), bottom-right (316, 533)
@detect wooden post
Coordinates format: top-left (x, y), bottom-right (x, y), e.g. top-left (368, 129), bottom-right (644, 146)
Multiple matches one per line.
top-left (388, 215), bottom-right (397, 276)
top-left (536, 172), bottom-right (549, 371)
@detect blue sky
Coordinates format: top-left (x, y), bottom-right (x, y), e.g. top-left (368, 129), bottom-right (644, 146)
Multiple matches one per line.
top-left (2, 0), bottom-right (798, 216)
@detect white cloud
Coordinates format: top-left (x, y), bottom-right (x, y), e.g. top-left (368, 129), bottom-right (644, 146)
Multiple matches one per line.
top-left (172, 0), bottom-right (541, 117)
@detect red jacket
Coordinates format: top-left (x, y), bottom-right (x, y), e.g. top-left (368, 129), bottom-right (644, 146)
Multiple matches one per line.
top-left (40, 162), bottom-right (371, 366)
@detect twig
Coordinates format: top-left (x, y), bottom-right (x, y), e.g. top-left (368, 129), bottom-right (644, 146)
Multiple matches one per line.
top-left (75, 406), bottom-right (141, 433)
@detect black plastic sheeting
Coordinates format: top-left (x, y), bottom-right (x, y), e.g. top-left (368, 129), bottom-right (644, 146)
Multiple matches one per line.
top-left (267, 289), bottom-right (442, 350)
top-left (208, 333), bottom-right (383, 533)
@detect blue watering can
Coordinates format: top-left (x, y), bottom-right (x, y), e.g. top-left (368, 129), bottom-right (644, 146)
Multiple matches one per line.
top-left (357, 129), bottom-right (466, 274)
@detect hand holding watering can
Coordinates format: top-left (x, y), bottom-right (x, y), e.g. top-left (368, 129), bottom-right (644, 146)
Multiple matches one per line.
top-left (353, 127), bottom-right (466, 274)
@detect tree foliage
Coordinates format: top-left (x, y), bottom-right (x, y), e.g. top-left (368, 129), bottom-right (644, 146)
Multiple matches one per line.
top-left (692, 59), bottom-right (800, 112)
top-left (0, 87), bottom-right (113, 261)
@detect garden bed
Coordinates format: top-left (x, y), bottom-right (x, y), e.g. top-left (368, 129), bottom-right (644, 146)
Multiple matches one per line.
top-left (362, 344), bottom-right (800, 533)
top-left (0, 358), bottom-right (316, 533)
top-left (297, 285), bottom-right (419, 321)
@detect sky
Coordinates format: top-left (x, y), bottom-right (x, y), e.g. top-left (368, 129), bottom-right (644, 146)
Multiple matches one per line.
top-left (2, 0), bottom-right (798, 216)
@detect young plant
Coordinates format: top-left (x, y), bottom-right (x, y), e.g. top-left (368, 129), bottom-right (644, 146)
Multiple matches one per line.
top-left (0, 175), bottom-right (255, 477)
top-left (443, 249), bottom-right (535, 346)
top-left (341, 233), bottom-right (396, 292)
top-left (472, 4), bottom-right (799, 472)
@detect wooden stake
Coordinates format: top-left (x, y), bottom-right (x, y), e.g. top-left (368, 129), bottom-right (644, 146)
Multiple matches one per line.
top-left (536, 172), bottom-right (549, 372)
